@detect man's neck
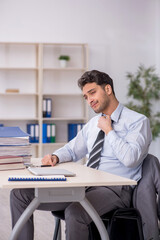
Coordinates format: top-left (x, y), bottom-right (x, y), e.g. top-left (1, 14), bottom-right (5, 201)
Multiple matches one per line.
top-left (103, 98), bottom-right (119, 116)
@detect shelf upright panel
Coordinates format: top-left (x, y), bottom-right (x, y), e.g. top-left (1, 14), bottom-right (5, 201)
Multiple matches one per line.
top-left (37, 43), bottom-right (43, 157)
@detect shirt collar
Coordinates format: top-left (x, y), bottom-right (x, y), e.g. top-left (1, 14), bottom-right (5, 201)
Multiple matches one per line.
top-left (111, 103), bottom-right (123, 123)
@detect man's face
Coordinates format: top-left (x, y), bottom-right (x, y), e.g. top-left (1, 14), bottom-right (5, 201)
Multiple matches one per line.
top-left (82, 83), bottom-right (110, 113)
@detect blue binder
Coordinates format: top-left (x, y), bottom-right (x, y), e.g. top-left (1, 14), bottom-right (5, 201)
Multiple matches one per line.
top-left (46, 98), bottom-right (52, 118)
top-left (68, 123), bottom-right (84, 141)
top-left (42, 123), bottom-right (47, 143)
top-left (27, 124), bottom-right (35, 143)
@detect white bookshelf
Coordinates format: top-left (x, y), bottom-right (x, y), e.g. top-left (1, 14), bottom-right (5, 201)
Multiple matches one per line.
top-left (0, 42), bottom-right (88, 157)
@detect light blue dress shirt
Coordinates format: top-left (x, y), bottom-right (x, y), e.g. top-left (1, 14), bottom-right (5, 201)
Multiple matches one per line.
top-left (53, 103), bottom-right (152, 181)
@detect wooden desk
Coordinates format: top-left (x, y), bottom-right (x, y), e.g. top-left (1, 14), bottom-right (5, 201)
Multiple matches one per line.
top-left (0, 159), bottom-right (137, 240)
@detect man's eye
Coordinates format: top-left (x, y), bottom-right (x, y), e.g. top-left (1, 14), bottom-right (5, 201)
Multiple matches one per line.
top-left (91, 91), bottom-right (95, 94)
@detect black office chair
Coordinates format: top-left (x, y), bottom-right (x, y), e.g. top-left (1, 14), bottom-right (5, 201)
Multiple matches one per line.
top-left (52, 207), bottom-right (144, 240)
top-left (88, 208), bottom-right (144, 240)
top-left (52, 211), bottom-right (65, 240)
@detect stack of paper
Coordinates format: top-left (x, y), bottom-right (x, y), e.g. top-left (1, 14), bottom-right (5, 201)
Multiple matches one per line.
top-left (0, 127), bottom-right (32, 171)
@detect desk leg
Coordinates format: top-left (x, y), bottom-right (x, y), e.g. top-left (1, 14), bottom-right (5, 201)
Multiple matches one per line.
top-left (9, 197), bottom-right (40, 240)
top-left (80, 197), bottom-right (109, 240)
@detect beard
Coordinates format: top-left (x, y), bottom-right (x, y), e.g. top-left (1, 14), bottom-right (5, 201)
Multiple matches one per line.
top-left (93, 93), bottom-right (110, 113)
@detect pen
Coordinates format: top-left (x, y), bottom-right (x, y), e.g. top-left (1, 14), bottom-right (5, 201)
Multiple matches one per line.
top-left (40, 165), bottom-right (52, 167)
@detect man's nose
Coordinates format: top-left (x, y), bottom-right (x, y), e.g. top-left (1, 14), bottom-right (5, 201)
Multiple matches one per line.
top-left (88, 96), bottom-right (93, 105)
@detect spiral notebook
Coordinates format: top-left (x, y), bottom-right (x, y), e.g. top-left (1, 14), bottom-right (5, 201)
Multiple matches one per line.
top-left (8, 175), bottom-right (66, 181)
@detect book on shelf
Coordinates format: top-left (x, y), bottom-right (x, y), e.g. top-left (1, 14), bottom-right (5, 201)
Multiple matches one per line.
top-left (68, 123), bottom-right (85, 141)
top-left (5, 88), bottom-right (19, 93)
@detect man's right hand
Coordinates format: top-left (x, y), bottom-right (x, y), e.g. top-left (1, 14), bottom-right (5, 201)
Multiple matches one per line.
top-left (41, 154), bottom-right (59, 167)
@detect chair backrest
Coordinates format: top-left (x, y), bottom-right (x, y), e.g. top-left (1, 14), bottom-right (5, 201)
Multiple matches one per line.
top-left (132, 153), bottom-right (160, 240)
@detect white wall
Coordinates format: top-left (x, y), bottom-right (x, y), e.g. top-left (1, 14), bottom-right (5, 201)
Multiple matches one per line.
top-left (0, 0), bottom-right (160, 157)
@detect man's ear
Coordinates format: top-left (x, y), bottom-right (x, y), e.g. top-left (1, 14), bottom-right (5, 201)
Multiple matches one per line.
top-left (104, 84), bottom-right (112, 95)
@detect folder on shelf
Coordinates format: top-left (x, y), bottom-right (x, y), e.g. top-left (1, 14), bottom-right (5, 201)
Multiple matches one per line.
top-left (34, 124), bottom-right (39, 143)
top-left (43, 123), bottom-right (56, 143)
top-left (51, 124), bottom-right (56, 143)
top-left (43, 99), bottom-right (47, 117)
top-left (27, 124), bottom-right (39, 143)
top-left (46, 98), bottom-right (52, 118)
top-left (42, 123), bottom-right (47, 143)
top-left (47, 124), bottom-right (51, 143)
top-left (27, 124), bottom-right (35, 143)
top-left (8, 175), bottom-right (66, 181)
top-left (68, 123), bottom-right (84, 141)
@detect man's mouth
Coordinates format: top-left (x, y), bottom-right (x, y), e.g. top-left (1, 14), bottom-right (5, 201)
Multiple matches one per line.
top-left (91, 101), bottom-right (98, 109)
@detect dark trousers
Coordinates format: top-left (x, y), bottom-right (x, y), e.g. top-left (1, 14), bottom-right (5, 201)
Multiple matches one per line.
top-left (10, 185), bottom-right (132, 240)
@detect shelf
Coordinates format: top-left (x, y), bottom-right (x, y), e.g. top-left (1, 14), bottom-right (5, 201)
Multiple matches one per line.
top-left (0, 118), bottom-right (39, 121)
top-left (42, 93), bottom-right (82, 96)
top-left (43, 117), bottom-right (87, 121)
top-left (0, 67), bottom-right (38, 70)
top-left (0, 42), bottom-right (88, 157)
top-left (42, 142), bottom-right (66, 146)
top-left (43, 43), bottom-right (87, 46)
top-left (43, 67), bottom-right (86, 71)
top-left (0, 93), bottom-right (38, 96)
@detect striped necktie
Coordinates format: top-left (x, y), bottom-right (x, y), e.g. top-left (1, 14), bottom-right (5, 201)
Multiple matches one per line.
top-left (87, 129), bottom-right (105, 169)
top-left (87, 119), bottom-right (113, 169)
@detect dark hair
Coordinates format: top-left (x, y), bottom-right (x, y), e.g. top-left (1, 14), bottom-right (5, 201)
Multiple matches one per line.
top-left (78, 70), bottom-right (115, 95)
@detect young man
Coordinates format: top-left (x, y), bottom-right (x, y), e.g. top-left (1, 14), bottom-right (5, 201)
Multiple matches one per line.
top-left (10, 70), bottom-right (152, 240)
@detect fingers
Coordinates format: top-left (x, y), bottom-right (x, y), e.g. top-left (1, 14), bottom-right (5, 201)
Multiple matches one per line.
top-left (41, 154), bottom-right (54, 166)
top-left (98, 115), bottom-right (112, 135)
top-left (41, 154), bottom-right (59, 166)
top-left (51, 157), bottom-right (59, 166)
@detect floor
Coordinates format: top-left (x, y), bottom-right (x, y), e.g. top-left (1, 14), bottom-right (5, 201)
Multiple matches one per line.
top-left (0, 189), bottom-right (65, 240)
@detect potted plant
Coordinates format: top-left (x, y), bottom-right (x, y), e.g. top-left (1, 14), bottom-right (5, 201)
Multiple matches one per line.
top-left (58, 55), bottom-right (70, 68)
top-left (125, 64), bottom-right (160, 140)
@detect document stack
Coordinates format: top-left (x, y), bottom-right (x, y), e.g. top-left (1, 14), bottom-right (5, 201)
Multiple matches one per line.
top-left (0, 126), bottom-right (31, 171)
